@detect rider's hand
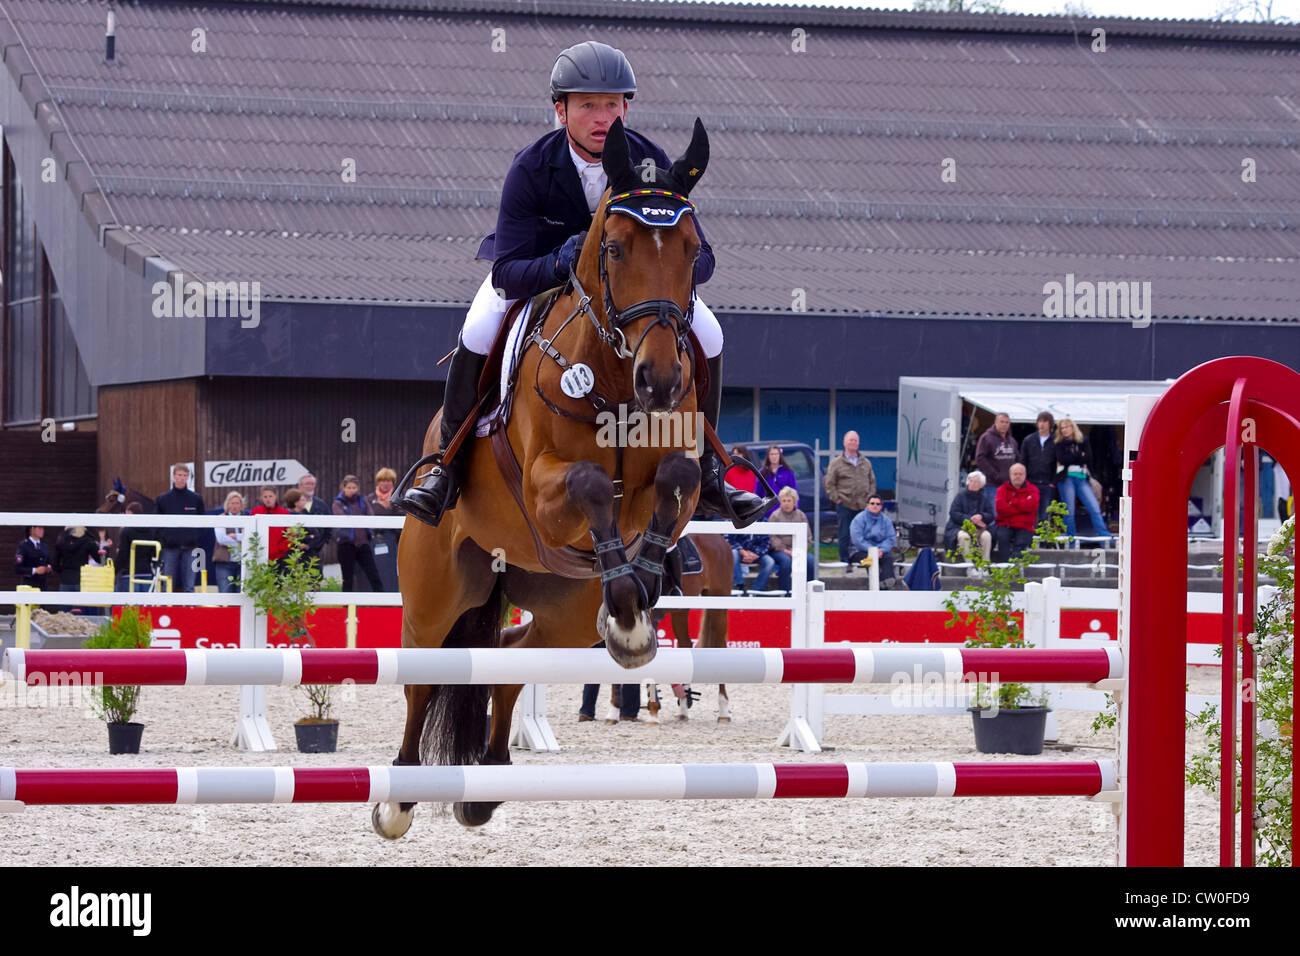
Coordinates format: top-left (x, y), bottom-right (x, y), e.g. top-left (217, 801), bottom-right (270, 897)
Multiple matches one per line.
top-left (554, 232), bottom-right (585, 279)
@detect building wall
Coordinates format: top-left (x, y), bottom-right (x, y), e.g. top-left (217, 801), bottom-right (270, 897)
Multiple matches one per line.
top-left (195, 376), bottom-right (443, 505)
top-left (96, 379), bottom-right (199, 503)
top-left (0, 428), bottom-right (97, 596)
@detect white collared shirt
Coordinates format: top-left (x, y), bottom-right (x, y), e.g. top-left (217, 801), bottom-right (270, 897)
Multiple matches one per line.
top-left (568, 141), bottom-right (607, 214)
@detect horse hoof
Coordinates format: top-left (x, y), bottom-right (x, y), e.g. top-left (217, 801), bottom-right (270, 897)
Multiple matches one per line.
top-left (372, 801), bottom-right (414, 840)
top-left (600, 608), bottom-right (658, 668)
top-left (453, 800), bottom-right (500, 827)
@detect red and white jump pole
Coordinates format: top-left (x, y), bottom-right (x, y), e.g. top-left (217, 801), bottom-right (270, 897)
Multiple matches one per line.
top-left (0, 761), bottom-right (1117, 805)
top-left (2, 646), bottom-right (1123, 687)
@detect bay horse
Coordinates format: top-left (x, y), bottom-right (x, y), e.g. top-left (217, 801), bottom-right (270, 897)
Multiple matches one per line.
top-left (375, 118), bottom-right (757, 838)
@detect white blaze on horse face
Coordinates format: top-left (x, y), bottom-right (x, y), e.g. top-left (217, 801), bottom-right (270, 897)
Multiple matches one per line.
top-left (652, 229), bottom-right (663, 258)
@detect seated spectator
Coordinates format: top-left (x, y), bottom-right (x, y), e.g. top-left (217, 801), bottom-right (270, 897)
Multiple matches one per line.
top-left (995, 464), bottom-right (1039, 561)
top-left (848, 494), bottom-right (898, 583)
top-left (724, 445), bottom-right (756, 493)
top-left (725, 531), bottom-right (774, 594)
top-left (758, 445), bottom-right (797, 517)
top-left (944, 471), bottom-right (994, 563)
top-left (250, 486), bottom-right (291, 564)
top-left (767, 486), bottom-right (816, 592)
top-left (212, 491), bottom-right (246, 593)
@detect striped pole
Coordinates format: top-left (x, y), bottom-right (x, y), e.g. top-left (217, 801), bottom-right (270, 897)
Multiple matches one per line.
top-left (1, 646), bottom-right (1123, 687)
top-left (0, 760), bottom-right (1116, 805)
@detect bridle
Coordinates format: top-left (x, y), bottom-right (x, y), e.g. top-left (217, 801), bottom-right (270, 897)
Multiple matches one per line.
top-left (528, 187), bottom-right (699, 423)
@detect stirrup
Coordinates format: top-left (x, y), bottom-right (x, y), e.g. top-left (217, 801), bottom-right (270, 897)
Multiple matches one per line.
top-left (706, 454), bottom-right (776, 529)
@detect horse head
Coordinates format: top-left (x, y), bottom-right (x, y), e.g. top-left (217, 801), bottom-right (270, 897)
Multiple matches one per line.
top-left (586, 116), bottom-right (709, 414)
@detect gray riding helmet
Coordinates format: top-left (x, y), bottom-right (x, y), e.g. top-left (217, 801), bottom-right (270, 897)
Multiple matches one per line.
top-left (550, 41), bottom-right (636, 102)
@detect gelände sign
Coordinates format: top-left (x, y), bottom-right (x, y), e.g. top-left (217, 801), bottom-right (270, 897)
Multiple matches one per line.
top-left (204, 459), bottom-right (310, 486)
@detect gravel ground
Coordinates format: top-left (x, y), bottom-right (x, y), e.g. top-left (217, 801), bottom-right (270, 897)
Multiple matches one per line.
top-left (0, 666), bottom-right (1221, 866)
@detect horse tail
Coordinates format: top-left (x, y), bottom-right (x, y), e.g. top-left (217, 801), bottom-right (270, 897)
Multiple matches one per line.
top-left (419, 575), bottom-right (506, 768)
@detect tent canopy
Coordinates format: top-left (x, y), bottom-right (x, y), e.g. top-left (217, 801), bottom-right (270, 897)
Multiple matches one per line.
top-left (936, 378), bottom-right (1172, 426)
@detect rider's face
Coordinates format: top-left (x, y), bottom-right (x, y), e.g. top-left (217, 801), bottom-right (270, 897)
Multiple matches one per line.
top-left (556, 93), bottom-right (628, 161)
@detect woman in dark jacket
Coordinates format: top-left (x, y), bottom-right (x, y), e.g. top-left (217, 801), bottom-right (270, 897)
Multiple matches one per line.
top-left (53, 526), bottom-right (98, 589)
top-left (1054, 417), bottom-right (1112, 546)
top-left (333, 474), bottom-right (385, 592)
top-left (943, 472), bottom-right (995, 555)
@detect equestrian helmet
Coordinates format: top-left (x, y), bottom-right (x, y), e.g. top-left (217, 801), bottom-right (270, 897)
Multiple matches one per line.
top-left (550, 41), bottom-right (636, 102)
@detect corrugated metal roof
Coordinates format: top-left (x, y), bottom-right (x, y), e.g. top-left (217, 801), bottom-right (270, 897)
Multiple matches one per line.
top-left (2, 0), bottom-right (1298, 319)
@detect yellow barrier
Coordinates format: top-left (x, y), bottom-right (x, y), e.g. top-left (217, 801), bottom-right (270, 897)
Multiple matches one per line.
top-left (14, 584), bottom-right (40, 650)
top-left (346, 604), bottom-right (358, 649)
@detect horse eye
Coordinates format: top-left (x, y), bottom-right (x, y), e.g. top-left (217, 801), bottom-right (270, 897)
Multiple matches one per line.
top-left (607, 243), bottom-right (623, 261)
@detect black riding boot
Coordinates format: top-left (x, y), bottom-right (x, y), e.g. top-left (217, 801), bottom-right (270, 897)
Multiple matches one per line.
top-left (396, 339), bottom-right (489, 527)
top-left (696, 355), bottom-right (771, 528)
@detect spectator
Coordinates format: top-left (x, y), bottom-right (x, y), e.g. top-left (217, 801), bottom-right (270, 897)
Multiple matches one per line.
top-left (91, 527), bottom-right (116, 569)
top-left (758, 445), bottom-right (798, 518)
top-left (250, 486), bottom-right (291, 563)
top-left (824, 430), bottom-right (876, 565)
top-left (115, 502), bottom-right (153, 591)
top-left (296, 473), bottom-right (333, 567)
top-left (724, 445), bottom-right (756, 493)
top-left (944, 471), bottom-right (994, 563)
top-left (975, 412), bottom-right (1020, 488)
top-left (995, 464), bottom-right (1039, 561)
top-left (768, 486), bottom-right (816, 593)
top-left (1055, 417), bottom-right (1113, 547)
top-left (333, 474), bottom-right (384, 592)
top-left (53, 526), bottom-right (97, 591)
top-left (1276, 459), bottom-right (1292, 520)
top-left (212, 491), bottom-right (246, 593)
top-left (154, 463), bottom-right (206, 592)
top-left (14, 525), bottom-right (53, 589)
top-left (725, 531), bottom-right (774, 594)
top-left (1020, 411), bottom-right (1057, 526)
top-left (366, 467), bottom-right (401, 592)
top-left (848, 494), bottom-right (899, 585)
top-left (579, 640), bottom-right (641, 722)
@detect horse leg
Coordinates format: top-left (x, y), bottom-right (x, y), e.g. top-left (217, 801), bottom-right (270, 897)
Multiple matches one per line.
top-left (549, 457), bottom-right (655, 667)
top-left (717, 685), bottom-right (731, 723)
top-left (628, 451), bottom-right (701, 610)
top-left (605, 684), bottom-right (620, 724)
top-left (372, 533), bottom-right (497, 839)
top-left (370, 683), bottom-right (436, 839)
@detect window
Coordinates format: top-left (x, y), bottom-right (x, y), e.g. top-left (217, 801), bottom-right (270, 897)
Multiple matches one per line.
top-left (3, 144), bottom-right (96, 424)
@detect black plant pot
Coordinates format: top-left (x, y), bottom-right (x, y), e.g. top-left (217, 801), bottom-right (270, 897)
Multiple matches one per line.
top-left (969, 706), bottom-right (1049, 755)
top-left (107, 722), bottom-right (144, 755)
top-left (294, 720), bottom-right (339, 753)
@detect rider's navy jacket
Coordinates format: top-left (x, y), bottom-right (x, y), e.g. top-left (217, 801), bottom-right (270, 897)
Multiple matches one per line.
top-left (476, 126), bottom-right (716, 301)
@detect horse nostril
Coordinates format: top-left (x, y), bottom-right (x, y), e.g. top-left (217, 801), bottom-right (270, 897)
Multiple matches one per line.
top-left (635, 364), bottom-right (653, 394)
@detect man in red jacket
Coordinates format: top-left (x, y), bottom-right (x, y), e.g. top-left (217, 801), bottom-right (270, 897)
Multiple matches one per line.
top-left (994, 463), bottom-right (1039, 561)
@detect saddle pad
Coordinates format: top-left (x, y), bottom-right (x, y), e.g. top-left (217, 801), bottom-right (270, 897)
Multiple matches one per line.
top-left (475, 298), bottom-right (533, 437)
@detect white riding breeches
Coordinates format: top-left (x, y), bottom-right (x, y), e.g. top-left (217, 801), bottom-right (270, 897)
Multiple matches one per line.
top-left (461, 273), bottom-right (723, 359)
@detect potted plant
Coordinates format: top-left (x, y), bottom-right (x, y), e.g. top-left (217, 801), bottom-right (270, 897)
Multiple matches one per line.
top-left (238, 526), bottom-right (340, 753)
top-left (943, 501), bottom-right (1067, 754)
top-left (85, 606), bottom-right (153, 754)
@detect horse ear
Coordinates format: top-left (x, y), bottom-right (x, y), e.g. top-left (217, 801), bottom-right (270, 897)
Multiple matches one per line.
top-left (668, 118), bottom-right (709, 195)
top-left (601, 117), bottom-right (634, 189)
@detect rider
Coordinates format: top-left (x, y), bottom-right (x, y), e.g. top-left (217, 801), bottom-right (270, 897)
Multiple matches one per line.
top-left (397, 40), bottom-right (768, 530)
